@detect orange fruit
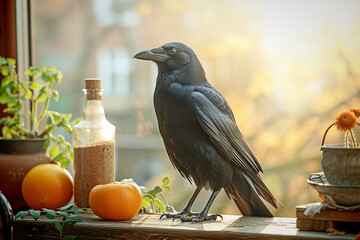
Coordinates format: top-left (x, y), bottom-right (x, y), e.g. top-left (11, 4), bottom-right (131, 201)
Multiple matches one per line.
top-left (89, 182), bottom-right (143, 220)
top-left (21, 163), bottom-right (74, 210)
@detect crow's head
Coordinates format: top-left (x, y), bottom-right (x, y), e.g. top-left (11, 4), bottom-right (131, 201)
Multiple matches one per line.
top-left (134, 42), bottom-right (200, 71)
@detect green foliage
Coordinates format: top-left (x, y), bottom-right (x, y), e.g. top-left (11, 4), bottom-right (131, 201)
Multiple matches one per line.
top-left (15, 204), bottom-right (84, 240)
top-left (0, 56), bottom-right (78, 168)
top-left (140, 177), bottom-right (176, 213)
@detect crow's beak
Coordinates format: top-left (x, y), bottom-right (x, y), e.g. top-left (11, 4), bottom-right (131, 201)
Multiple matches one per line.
top-left (134, 47), bottom-right (169, 63)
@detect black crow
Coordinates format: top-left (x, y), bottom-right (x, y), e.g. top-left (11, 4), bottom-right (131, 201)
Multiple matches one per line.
top-left (134, 42), bottom-right (277, 222)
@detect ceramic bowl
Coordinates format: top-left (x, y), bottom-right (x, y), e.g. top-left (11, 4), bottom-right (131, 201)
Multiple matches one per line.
top-left (307, 172), bottom-right (360, 206)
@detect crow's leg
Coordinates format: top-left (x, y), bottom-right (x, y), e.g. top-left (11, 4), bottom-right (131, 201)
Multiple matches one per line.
top-left (181, 189), bottom-right (223, 222)
top-left (160, 185), bottom-right (202, 220)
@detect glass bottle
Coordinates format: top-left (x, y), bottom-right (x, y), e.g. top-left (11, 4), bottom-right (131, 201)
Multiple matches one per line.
top-left (73, 78), bottom-right (115, 208)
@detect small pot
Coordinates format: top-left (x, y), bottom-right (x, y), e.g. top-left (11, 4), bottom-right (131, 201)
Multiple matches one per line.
top-left (321, 144), bottom-right (360, 185)
top-left (0, 138), bottom-right (51, 211)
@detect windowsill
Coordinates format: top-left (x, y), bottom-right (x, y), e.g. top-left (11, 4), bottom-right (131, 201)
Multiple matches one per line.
top-left (14, 213), bottom-right (356, 239)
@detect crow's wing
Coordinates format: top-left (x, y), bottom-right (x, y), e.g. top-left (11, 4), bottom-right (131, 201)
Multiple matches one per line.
top-left (191, 86), bottom-right (262, 175)
top-left (191, 86), bottom-right (277, 208)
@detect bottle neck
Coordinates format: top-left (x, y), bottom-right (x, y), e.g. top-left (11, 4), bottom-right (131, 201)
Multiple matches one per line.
top-left (82, 89), bottom-right (106, 120)
top-left (83, 99), bottom-right (106, 120)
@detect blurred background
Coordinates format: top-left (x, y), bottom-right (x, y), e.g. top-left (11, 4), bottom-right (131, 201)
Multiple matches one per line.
top-left (31, 0), bottom-right (360, 217)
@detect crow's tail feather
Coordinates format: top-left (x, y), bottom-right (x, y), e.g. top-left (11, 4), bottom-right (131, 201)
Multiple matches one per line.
top-left (225, 170), bottom-right (276, 217)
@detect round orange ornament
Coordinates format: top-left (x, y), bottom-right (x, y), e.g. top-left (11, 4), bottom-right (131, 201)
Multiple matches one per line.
top-left (89, 182), bottom-right (143, 220)
top-left (21, 163), bottom-right (74, 210)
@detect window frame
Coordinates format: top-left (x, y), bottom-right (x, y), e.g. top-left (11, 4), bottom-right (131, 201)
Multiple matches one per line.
top-left (0, 0), bottom-right (32, 130)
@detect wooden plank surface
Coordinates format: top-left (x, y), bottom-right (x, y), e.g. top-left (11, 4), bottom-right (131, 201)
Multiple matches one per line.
top-left (296, 203), bottom-right (360, 222)
top-left (296, 203), bottom-right (360, 232)
top-left (14, 213), bottom-right (357, 240)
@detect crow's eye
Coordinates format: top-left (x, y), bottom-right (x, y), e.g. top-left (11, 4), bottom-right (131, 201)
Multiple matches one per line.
top-left (168, 48), bottom-right (176, 55)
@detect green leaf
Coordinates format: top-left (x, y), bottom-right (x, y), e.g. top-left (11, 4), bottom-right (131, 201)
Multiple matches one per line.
top-left (61, 124), bottom-right (72, 134)
top-left (59, 205), bottom-right (73, 211)
top-left (15, 211), bottom-right (29, 220)
top-left (42, 72), bottom-right (53, 83)
top-left (147, 189), bottom-right (160, 198)
top-left (64, 113), bottom-right (72, 122)
top-left (43, 139), bottom-right (51, 149)
top-left (24, 68), bottom-right (35, 76)
top-left (29, 209), bottom-right (41, 221)
top-left (52, 89), bottom-right (59, 101)
top-left (49, 133), bottom-right (57, 142)
top-left (1, 76), bottom-right (13, 88)
top-left (151, 186), bottom-right (163, 194)
top-left (39, 85), bottom-right (49, 94)
top-left (153, 198), bottom-right (165, 213)
top-left (47, 113), bottom-right (55, 125)
top-left (56, 211), bottom-right (70, 218)
top-left (162, 177), bottom-right (169, 185)
top-left (144, 193), bottom-right (155, 201)
top-left (7, 58), bottom-right (16, 66)
top-left (55, 72), bottom-right (63, 83)
top-left (63, 236), bottom-right (77, 240)
top-left (54, 221), bottom-right (63, 233)
top-left (49, 145), bottom-right (59, 157)
top-left (162, 185), bottom-right (171, 193)
top-left (1, 65), bottom-right (9, 76)
top-left (65, 215), bottom-right (82, 224)
top-left (4, 108), bottom-right (16, 114)
top-left (43, 208), bottom-right (56, 220)
top-left (15, 102), bottom-right (22, 111)
top-left (70, 206), bottom-right (81, 214)
top-left (2, 126), bottom-right (11, 138)
top-left (0, 91), bottom-right (8, 104)
top-left (48, 66), bottom-right (57, 72)
top-left (60, 158), bottom-right (71, 168)
top-left (142, 196), bottom-right (152, 207)
top-left (28, 81), bottom-right (42, 90)
top-left (6, 96), bottom-right (17, 104)
top-left (53, 152), bottom-right (65, 162)
top-left (157, 193), bottom-right (167, 205)
top-left (58, 134), bottom-right (65, 145)
top-left (7, 102), bottom-right (16, 107)
top-left (59, 204), bottom-right (81, 214)
top-left (7, 64), bottom-right (14, 72)
top-left (0, 57), bottom-right (7, 65)
top-left (48, 111), bottom-right (62, 121)
top-left (72, 117), bottom-right (82, 125)
top-left (36, 92), bottom-right (48, 102)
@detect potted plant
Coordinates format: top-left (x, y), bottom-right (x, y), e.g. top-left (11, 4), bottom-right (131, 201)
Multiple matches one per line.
top-left (0, 56), bottom-right (78, 210)
top-left (321, 109), bottom-right (360, 186)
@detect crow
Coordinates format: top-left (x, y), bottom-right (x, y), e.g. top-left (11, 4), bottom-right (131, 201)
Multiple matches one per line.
top-left (134, 42), bottom-right (277, 222)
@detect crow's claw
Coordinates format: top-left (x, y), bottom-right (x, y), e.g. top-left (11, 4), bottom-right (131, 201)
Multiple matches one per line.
top-left (160, 211), bottom-right (201, 221)
top-left (172, 214), bottom-right (183, 222)
top-left (160, 212), bottom-right (175, 219)
top-left (180, 213), bottom-right (223, 222)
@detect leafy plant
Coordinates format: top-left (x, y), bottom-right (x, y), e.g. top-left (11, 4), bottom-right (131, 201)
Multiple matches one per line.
top-left (0, 57), bottom-right (80, 167)
top-left (15, 204), bottom-right (84, 240)
top-left (139, 176), bottom-right (175, 213)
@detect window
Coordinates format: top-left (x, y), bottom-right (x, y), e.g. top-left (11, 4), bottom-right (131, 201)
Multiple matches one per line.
top-left (27, 0), bottom-right (360, 216)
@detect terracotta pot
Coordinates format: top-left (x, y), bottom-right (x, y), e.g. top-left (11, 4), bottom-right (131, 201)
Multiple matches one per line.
top-left (321, 144), bottom-right (360, 185)
top-left (0, 138), bottom-right (51, 211)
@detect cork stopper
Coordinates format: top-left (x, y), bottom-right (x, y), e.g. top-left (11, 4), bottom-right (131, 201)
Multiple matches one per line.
top-left (84, 78), bottom-right (103, 100)
top-left (85, 78), bottom-right (102, 90)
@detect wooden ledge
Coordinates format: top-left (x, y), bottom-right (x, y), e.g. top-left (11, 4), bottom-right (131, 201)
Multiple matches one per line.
top-left (14, 213), bottom-right (356, 239)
